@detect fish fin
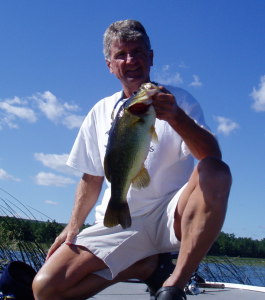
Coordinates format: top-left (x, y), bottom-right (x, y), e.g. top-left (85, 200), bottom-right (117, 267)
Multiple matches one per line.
top-left (104, 200), bottom-right (131, 229)
top-left (150, 125), bottom-right (159, 144)
top-left (104, 158), bottom-right (110, 182)
top-left (131, 165), bottom-right (151, 190)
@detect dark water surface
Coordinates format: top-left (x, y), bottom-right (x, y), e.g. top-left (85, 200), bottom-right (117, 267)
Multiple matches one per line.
top-left (199, 258), bottom-right (265, 287)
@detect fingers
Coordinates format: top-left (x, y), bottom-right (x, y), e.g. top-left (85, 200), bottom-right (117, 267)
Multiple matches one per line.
top-left (46, 227), bottom-right (79, 261)
top-left (153, 86), bottom-right (174, 104)
top-left (158, 86), bottom-right (172, 95)
top-left (152, 87), bottom-right (177, 121)
top-left (64, 229), bottom-right (78, 245)
top-left (46, 236), bottom-right (64, 260)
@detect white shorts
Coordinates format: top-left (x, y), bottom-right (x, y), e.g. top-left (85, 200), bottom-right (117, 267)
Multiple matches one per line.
top-left (73, 184), bottom-right (187, 280)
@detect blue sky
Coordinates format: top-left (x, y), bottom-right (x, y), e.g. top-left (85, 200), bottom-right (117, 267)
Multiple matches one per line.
top-left (0, 1), bottom-right (264, 239)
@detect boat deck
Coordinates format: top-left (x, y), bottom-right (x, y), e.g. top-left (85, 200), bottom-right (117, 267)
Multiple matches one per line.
top-left (92, 281), bottom-right (265, 300)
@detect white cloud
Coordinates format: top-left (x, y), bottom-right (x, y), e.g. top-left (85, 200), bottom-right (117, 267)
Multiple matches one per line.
top-left (179, 61), bottom-right (189, 69)
top-left (0, 95), bottom-right (34, 129)
top-left (0, 168), bottom-right (21, 181)
top-left (1, 91), bottom-right (85, 130)
top-left (62, 114), bottom-right (85, 129)
top-left (250, 75), bottom-right (265, 112)
top-left (214, 116), bottom-right (240, 136)
top-left (0, 101), bottom-right (37, 123)
top-left (34, 153), bottom-right (82, 177)
top-left (162, 65), bottom-right (170, 72)
top-left (154, 65), bottom-right (183, 86)
top-left (45, 200), bottom-right (59, 205)
top-left (5, 96), bottom-right (28, 105)
top-left (189, 75), bottom-right (203, 87)
top-left (33, 91), bottom-right (65, 122)
top-left (64, 102), bottom-right (80, 111)
top-left (153, 65), bottom-right (183, 86)
top-left (32, 91), bottom-right (85, 128)
top-left (1, 116), bottom-right (19, 129)
top-left (34, 172), bottom-right (76, 187)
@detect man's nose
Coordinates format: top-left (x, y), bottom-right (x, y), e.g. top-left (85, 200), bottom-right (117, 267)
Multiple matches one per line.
top-left (126, 53), bottom-right (136, 63)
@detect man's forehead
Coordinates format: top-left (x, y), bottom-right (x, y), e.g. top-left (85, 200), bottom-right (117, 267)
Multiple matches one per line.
top-left (110, 37), bottom-right (146, 51)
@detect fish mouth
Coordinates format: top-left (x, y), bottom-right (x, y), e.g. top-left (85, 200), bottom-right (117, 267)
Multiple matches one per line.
top-left (128, 103), bottom-right (151, 115)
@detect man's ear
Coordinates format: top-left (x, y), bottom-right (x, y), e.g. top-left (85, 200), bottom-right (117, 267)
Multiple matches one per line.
top-left (149, 50), bottom-right (154, 67)
top-left (106, 59), bottom-right (114, 74)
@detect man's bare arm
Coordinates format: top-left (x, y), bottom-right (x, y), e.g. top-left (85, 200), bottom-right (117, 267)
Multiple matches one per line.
top-left (152, 87), bottom-right (221, 161)
top-left (46, 173), bottom-right (104, 259)
top-left (168, 106), bottom-right (221, 160)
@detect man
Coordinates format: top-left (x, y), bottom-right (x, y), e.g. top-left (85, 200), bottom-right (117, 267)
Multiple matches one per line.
top-left (33, 20), bottom-right (232, 300)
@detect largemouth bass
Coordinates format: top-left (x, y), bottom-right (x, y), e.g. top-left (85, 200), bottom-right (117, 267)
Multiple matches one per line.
top-left (104, 82), bottom-right (160, 229)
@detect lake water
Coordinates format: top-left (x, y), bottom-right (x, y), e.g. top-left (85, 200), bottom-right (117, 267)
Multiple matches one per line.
top-left (199, 258), bottom-right (265, 287)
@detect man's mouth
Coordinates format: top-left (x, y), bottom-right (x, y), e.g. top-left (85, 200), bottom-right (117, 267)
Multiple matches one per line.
top-left (127, 67), bottom-right (140, 72)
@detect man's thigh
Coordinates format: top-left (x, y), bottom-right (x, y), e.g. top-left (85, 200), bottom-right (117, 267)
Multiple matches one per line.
top-left (34, 243), bottom-right (107, 292)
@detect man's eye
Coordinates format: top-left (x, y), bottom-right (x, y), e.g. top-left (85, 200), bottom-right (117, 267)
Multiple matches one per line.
top-left (115, 52), bottom-right (125, 59)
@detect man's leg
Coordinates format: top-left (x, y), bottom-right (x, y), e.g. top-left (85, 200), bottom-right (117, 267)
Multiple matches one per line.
top-left (33, 243), bottom-right (158, 300)
top-left (165, 156), bottom-right (232, 290)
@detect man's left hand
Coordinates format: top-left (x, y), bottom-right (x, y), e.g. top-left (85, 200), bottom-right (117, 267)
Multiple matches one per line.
top-left (152, 86), bottom-right (180, 122)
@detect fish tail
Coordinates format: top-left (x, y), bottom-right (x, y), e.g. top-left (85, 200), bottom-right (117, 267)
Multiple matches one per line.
top-left (104, 199), bottom-right (132, 229)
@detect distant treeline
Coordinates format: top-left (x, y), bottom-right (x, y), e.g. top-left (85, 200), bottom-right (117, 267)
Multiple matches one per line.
top-left (1, 216), bottom-right (265, 258)
top-left (0, 216), bottom-right (90, 245)
top-left (208, 231), bottom-right (265, 258)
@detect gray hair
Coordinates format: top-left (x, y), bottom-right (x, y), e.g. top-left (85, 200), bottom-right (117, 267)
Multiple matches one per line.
top-left (103, 19), bottom-right (151, 61)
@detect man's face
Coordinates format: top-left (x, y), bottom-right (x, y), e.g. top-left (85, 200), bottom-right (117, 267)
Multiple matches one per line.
top-left (106, 37), bottom-right (153, 96)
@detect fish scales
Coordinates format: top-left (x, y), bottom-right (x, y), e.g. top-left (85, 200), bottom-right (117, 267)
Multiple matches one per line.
top-left (104, 83), bottom-right (159, 229)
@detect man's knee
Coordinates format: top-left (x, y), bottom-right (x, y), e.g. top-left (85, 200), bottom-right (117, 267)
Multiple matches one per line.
top-left (32, 273), bottom-right (59, 300)
top-left (197, 156), bottom-right (232, 205)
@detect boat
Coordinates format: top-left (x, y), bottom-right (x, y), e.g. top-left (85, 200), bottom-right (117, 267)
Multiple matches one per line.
top-left (93, 280), bottom-right (265, 300)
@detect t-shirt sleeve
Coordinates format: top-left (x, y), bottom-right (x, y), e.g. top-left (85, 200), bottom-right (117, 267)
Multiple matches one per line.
top-left (168, 86), bottom-right (214, 160)
top-left (66, 109), bottom-right (105, 176)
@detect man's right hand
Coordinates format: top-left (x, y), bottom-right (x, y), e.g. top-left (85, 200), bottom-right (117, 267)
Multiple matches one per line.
top-left (46, 224), bottom-right (79, 260)
top-left (45, 174), bottom-right (104, 261)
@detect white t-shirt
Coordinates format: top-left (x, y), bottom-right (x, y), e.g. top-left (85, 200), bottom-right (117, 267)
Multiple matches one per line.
top-left (67, 85), bottom-right (211, 223)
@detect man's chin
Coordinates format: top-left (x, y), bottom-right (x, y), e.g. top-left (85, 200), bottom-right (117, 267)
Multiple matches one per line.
top-left (126, 76), bottom-right (150, 86)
